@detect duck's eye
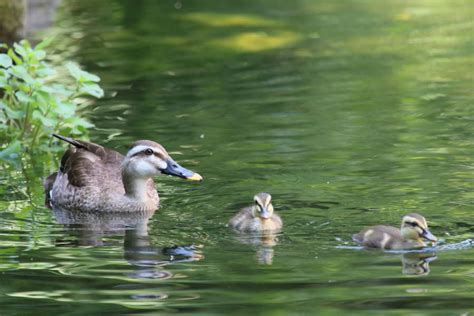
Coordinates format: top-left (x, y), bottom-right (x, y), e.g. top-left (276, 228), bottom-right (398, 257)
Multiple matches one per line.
top-left (407, 222), bottom-right (418, 227)
top-left (144, 148), bottom-right (154, 155)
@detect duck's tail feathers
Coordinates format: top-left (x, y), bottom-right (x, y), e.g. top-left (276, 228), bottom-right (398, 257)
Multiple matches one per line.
top-left (52, 133), bottom-right (86, 149)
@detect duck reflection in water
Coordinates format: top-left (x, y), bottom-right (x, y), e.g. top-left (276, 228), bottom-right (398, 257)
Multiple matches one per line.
top-left (401, 252), bottom-right (437, 276)
top-left (52, 207), bottom-right (204, 280)
top-left (229, 193), bottom-right (282, 265)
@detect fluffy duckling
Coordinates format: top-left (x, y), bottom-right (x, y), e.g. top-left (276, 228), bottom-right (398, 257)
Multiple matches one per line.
top-left (229, 193), bottom-right (282, 232)
top-left (352, 213), bottom-right (437, 250)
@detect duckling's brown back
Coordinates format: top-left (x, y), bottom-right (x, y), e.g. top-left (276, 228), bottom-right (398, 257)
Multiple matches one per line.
top-left (352, 225), bottom-right (402, 249)
top-left (229, 207), bottom-right (254, 231)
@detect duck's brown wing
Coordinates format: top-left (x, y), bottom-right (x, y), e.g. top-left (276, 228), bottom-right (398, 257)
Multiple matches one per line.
top-left (54, 134), bottom-right (124, 188)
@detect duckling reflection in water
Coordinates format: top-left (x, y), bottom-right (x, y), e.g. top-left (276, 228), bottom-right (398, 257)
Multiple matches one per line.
top-left (352, 213), bottom-right (437, 250)
top-left (229, 193), bottom-right (282, 232)
top-left (401, 253), bottom-right (437, 276)
top-left (233, 231), bottom-right (279, 265)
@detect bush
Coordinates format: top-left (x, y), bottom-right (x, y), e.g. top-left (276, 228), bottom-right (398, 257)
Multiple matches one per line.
top-left (0, 38), bottom-right (103, 160)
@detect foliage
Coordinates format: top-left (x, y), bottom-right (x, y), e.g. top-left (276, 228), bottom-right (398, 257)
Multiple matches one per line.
top-left (0, 38), bottom-right (103, 160)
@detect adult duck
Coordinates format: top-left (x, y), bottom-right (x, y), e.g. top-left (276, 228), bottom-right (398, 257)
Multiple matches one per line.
top-left (44, 134), bottom-right (202, 212)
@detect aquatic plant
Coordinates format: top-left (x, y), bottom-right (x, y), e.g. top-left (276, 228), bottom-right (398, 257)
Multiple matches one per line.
top-left (0, 38), bottom-right (103, 160)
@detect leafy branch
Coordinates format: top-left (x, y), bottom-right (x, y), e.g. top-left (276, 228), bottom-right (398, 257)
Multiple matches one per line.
top-left (0, 38), bottom-right (103, 160)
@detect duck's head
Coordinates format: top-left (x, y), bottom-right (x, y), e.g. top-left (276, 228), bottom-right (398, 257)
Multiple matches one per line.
top-left (400, 213), bottom-right (437, 243)
top-left (252, 192), bottom-right (274, 220)
top-left (122, 140), bottom-right (203, 181)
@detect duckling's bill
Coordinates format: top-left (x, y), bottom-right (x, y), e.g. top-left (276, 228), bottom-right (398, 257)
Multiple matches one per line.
top-left (422, 228), bottom-right (437, 243)
top-left (260, 208), bottom-right (271, 219)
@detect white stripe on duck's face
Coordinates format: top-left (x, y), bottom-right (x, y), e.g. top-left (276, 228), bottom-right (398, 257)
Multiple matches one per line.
top-left (126, 144), bottom-right (168, 159)
top-left (124, 145), bottom-right (169, 178)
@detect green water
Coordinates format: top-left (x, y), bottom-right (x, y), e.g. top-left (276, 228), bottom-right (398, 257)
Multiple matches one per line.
top-left (1, 0), bottom-right (474, 314)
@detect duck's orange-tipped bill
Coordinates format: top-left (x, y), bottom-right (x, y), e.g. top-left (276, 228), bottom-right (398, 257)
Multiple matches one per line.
top-left (162, 158), bottom-right (203, 182)
top-left (186, 172), bottom-right (203, 182)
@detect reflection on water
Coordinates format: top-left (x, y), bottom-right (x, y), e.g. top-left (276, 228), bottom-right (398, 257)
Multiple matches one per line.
top-left (233, 231), bottom-right (279, 265)
top-left (53, 206), bottom-right (203, 264)
top-left (50, 206), bottom-right (204, 307)
top-left (338, 246), bottom-right (438, 276)
top-left (401, 253), bottom-right (437, 276)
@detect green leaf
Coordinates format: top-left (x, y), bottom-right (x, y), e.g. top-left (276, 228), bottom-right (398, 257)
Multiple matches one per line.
top-left (77, 118), bottom-right (94, 128)
top-left (0, 77), bottom-right (7, 88)
top-left (18, 83), bottom-right (31, 93)
top-left (34, 49), bottom-right (46, 60)
top-left (0, 70), bottom-right (9, 87)
top-left (13, 42), bottom-right (28, 58)
top-left (66, 62), bottom-right (100, 82)
top-left (38, 85), bottom-right (55, 94)
top-left (8, 48), bottom-right (22, 65)
top-left (0, 140), bottom-right (21, 160)
top-left (35, 37), bottom-right (54, 50)
top-left (15, 90), bottom-right (33, 103)
top-left (65, 62), bottom-right (81, 79)
top-left (56, 102), bottom-right (76, 118)
top-left (0, 43), bottom-right (8, 49)
top-left (0, 54), bottom-right (12, 68)
top-left (80, 83), bottom-right (104, 98)
top-left (10, 65), bottom-right (34, 84)
top-left (32, 110), bottom-right (56, 127)
top-left (65, 117), bottom-right (94, 131)
top-left (50, 83), bottom-right (74, 97)
top-left (36, 66), bottom-right (56, 77)
top-left (35, 90), bottom-right (56, 106)
top-left (0, 101), bottom-right (23, 119)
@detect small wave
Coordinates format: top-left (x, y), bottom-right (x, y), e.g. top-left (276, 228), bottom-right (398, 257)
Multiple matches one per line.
top-left (336, 239), bottom-right (474, 252)
top-left (436, 239), bottom-right (474, 251)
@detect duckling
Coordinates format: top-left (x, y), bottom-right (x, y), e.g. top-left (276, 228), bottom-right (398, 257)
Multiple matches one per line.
top-left (352, 213), bottom-right (437, 250)
top-left (229, 193), bottom-right (282, 232)
top-left (45, 134), bottom-right (202, 213)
